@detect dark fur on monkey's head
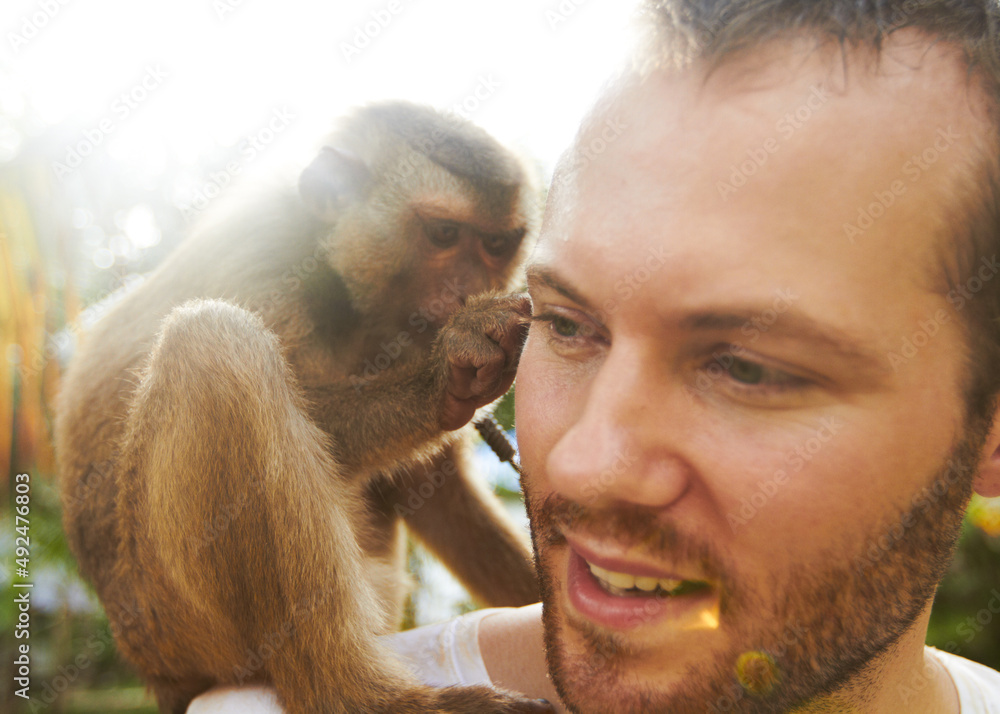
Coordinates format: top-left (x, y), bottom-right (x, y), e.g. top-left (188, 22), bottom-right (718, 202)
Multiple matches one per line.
top-left (299, 101), bottom-right (539, 318)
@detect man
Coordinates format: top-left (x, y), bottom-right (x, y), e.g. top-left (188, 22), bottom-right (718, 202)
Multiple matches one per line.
top-left (506, 1), bottom-right (1000, 711)
top-left (192, 0), bottom-right (1000, 711)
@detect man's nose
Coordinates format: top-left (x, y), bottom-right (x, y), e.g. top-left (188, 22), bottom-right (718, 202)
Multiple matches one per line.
top-left (545, 343), bottom-right (694, 511)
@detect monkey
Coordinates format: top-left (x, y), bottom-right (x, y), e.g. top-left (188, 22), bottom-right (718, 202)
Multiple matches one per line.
top-left (53, 101), bottom-right (548, 714)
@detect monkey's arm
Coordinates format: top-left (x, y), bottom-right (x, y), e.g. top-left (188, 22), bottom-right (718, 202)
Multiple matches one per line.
top-left (397, 442), bottom-right (538, 607)
top-left (306, 293), bottom-right (530, 476)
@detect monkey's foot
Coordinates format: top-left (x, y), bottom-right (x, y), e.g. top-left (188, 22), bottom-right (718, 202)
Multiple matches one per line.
top-left (420, 684), bottom-right (555, 714)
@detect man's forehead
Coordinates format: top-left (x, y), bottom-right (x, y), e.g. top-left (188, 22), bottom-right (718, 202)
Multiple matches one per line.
top-left (536, 31), bottom-right (997, 281)
top-left (607, 31), bottom-right (988, 133)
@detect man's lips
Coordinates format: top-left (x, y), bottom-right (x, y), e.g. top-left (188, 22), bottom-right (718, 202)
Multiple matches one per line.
top-left (564, 534), bottom-right (700, 582)
top-left (561, 535), bottom-right (721, 632)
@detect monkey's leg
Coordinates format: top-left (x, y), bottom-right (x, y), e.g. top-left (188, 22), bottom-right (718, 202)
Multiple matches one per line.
top-left (395, 442), bottom-right (538, 607)
top-left (119, 300), bottom-right (549, 714)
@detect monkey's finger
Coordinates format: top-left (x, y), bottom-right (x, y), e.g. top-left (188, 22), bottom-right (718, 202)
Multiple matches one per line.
top-left (440, 356), bottom-right (510, 430)
top-left (447, 341), bottom-right (507, 399)
top-left (475, 358), bottom-right (518, 402)
top-left (472, 353), bottom-right (506, 396)
top-left (481, 296), bottom-right (531, 367)
top-left (440, 393), bottom-right (481, 431)
top-left (447, 360), bottom-right (487, 399)
top-left (488, 316), bottom-right (530, 372)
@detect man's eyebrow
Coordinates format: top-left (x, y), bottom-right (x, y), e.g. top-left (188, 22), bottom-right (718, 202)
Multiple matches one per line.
top-left (681, 310), bottom-right (886, 366)
top-left (525, 265), bottom-right (596, 311)
top-left (527, 266), bottom-right (888, 370)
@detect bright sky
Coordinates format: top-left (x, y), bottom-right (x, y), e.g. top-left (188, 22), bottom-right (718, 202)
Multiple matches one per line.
top-left (0, 1), bottom-right (641, 623)
top-left (1, 0), bottom-right (641, 177)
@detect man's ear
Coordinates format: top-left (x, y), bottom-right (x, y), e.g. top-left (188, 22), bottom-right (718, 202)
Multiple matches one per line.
top-left (974, 412), bottom-right (1000, 497)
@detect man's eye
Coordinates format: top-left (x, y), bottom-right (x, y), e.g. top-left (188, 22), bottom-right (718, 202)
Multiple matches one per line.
top-left (531, 311), bottom-right (600, 346)
top-left (714, 352), bottom-right (811, 397)
top-left (551, 315), bottom-right (580, 338)
top-left (728, 357), bottom-right (767, 385)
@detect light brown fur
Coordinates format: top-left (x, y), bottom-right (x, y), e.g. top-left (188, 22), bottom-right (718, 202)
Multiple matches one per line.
top-left (54, 102), bottom-right (545, 714)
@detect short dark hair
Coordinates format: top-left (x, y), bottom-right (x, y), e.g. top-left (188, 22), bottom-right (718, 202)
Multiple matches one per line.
top-left (640, 0), bottom-right (1000, 427)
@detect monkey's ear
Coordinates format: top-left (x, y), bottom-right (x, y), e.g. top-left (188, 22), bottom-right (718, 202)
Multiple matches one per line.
top-left (298, 146), bottom-right (372, 221)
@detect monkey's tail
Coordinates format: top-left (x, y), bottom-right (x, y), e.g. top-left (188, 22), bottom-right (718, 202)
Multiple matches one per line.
top-left (474, 416), bottom-right (522, 476)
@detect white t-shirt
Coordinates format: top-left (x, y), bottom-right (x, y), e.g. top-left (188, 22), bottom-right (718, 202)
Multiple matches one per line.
top-left (927, 647), bottom-right (1000, 713)
top-left (188, 611), bottom-right (1000, 713)
top-left (385, 606), bottom-right (497, 687)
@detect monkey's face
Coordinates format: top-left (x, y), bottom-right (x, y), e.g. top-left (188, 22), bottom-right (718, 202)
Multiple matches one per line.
top-left (299, 116), bottom-right (538, 340)
top-left (403, 206), bottom-right (529, 329)
top-left (314, 193), bottom-right (531, 350)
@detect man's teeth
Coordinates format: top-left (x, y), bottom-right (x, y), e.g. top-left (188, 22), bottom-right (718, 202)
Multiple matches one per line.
top-left (587, 562), bottom-right (684, 595)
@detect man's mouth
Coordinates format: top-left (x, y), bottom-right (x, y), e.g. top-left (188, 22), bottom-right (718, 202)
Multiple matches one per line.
top-left (562, 537), bottom-right (720, 632)
top-left (585, 560), bottom-right (710, 598)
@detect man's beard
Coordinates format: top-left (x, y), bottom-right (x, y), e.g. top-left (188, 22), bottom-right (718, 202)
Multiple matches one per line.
top-left (524, 432), bottom-right (984, 714)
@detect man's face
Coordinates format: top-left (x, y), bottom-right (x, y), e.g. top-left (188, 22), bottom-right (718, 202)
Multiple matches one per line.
top-left (517, 38), bottom-right (995, 713)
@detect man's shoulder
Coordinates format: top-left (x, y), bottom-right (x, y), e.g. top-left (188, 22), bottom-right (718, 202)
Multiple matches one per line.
top-left (926, 647), bottom-right (1000, 712)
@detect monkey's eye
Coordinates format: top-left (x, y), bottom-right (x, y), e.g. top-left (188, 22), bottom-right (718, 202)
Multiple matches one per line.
top-left (482, 234), bottom-right (512, 257)
top-left (482, 229), bottom-right (524, 257)
top-left (427, 222), bottom-right (461, 249)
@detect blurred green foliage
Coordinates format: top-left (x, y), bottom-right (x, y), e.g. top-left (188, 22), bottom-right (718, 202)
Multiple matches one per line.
top-left (927, 521), bottom-right (1000, 665)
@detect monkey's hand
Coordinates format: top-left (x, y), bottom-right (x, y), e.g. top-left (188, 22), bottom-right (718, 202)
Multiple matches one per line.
top-left (434, 292), bottom-right (530, 431)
